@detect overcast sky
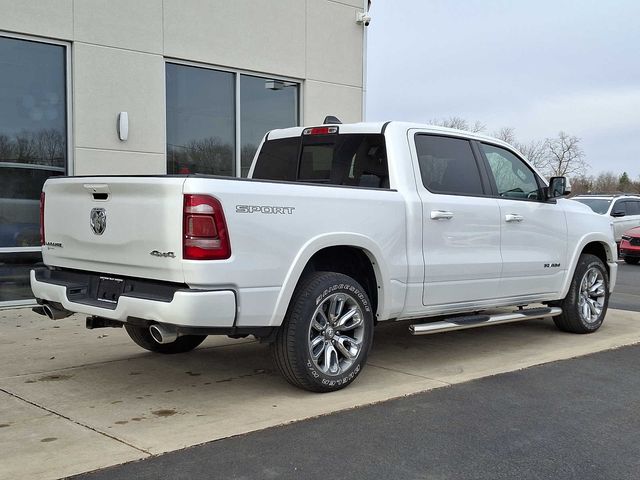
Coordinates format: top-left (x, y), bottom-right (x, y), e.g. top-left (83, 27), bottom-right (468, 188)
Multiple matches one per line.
top-left (366, 0), bottom-right (640, 178)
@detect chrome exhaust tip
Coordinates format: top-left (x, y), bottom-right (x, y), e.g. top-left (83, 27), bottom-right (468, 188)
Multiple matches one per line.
top-left (42, 303), bottom-right (73, 320)
top-left (149, 324), bottom-right (179, 344)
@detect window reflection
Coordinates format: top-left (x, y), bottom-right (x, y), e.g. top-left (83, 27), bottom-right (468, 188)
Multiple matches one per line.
top-left (166, 63), bottom-right (235, 176)
top-left (240, 75), bottom-right (298, 177)
top-left (0, 36), bottom-right (67, 250)
top-left (0, 252), bottom-right (43, 301)
top-left (166, 64), bottom-right (299, 177)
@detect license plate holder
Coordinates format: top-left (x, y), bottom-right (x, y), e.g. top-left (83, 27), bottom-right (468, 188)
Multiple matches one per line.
top-left (96, 276), bottom-right (124, 304)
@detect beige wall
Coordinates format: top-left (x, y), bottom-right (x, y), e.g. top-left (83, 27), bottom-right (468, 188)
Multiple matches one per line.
top-left (0, 0), bottom-right (365, 175)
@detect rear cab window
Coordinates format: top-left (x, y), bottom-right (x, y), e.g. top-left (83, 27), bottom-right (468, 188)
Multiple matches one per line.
top-left (252, 132), bottom-right (389, 189)
top-left (629, 201), bottom-right (640, 215)
top-left (619, 200), bottom-right (640, 216)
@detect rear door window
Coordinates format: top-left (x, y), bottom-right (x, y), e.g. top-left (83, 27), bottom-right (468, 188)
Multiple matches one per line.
top-left (414, 134), bottom-right (484, 195)
top-left (627, 200), bottom-right (640, 215)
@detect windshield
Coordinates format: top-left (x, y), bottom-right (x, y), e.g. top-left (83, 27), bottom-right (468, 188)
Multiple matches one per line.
top-left (573, 198), bottom-right (611, 214)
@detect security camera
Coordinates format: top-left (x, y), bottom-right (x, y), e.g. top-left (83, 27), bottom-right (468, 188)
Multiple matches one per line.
top-left (356, 12), bottom-right (371, 26)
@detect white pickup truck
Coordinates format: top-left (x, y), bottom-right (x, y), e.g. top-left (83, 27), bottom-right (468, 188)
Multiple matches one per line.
top-left (31, 122), bottom-right (617, 392)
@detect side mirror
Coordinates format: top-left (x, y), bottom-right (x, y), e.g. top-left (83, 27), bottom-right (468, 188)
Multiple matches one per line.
top-left (547, 176), bottom-right (568, 199)
top-left (611, 210), bottom-right (626, 217)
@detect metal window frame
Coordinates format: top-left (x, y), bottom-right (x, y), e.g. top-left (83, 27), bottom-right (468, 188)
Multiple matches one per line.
top-left (0, 31), bottom-right (72, 308)
top-left (165, 57), bottom-right (303, 178)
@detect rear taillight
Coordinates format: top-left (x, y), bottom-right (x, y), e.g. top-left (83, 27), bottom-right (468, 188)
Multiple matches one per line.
top-left (183, 194), bottom-right (231, 260)
top-left (40, 192), bottom-right (45, 245)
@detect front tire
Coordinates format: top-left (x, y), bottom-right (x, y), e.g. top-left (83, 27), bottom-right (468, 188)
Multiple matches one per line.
top-left (271, 272), bottom-right (374, 392)
top-left (124, 325), bottom-right (207, 354)
top-left (552, 254), bottom-right (609, 333)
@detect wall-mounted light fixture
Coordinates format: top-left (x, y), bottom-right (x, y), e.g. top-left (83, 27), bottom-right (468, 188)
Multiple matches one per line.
top-left (264, 80), bottom-right (297, 91)
top-left (117, 112), bottom-right (129, 141)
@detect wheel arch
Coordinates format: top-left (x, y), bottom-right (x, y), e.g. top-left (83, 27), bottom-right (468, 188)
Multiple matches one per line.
top-left (269, 234), bottom-right (391, 327)
top-left (559, 235), bottom-right (617, 299)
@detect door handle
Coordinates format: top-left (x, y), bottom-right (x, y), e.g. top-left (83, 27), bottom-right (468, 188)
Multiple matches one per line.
top-left (505, 214), bottom-right (524, 223)
top-left (430, 210), bottom-right (454, 220)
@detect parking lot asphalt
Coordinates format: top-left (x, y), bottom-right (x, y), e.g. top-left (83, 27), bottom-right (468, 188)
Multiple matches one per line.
top-left (74, 343), bottom-right (640, 480)
top-left (1, 262), bottom-right (638, 479)
top-left (610, 261), bottom-right (640, 311)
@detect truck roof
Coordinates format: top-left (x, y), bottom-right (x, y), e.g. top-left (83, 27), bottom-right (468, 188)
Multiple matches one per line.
top-left (267, 121), bottom-right (516, 150)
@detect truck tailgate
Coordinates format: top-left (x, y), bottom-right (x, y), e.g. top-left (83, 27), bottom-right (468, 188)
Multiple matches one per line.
top-left (42, 176), bottom-right (186, 283)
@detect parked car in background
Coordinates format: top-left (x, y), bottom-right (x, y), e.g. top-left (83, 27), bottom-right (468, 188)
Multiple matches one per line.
top-left (571, 194), bottom-right (640, 244)
top-left (620, 227), bottom-right (640, 265)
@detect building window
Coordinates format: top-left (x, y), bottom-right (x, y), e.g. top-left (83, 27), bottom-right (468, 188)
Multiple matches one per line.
top-left (0, 35), bottom-right (68, 304)
top-left (166, 62), bottom-right (299, 177)
top-left (240, 75), bottom-right (298, 177)
top-left (166, 63), bottom-right (235, 176)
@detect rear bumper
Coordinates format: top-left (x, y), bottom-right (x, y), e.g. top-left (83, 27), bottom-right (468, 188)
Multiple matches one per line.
top-left (30, 269), bottom-right (236, 328)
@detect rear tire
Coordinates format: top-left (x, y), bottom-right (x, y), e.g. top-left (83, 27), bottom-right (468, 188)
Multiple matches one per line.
top-left (124, 325), bottom-right (206, 354)
top-left (623, 257), bottom-right (639, 265)
top-left (552, 254), bottom-right (609, 334)
top-left (271, 272), bottom-right (374, 392)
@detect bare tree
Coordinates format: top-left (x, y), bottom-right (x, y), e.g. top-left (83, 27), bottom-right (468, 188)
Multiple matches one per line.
top-left (513, 139), bottom-right (548, 172)
top-left (470, 120), bottom-right (486, 133)
top-left (592, 171), bottom-right (619, 193)
top-left (0, 134), bottom-right (12, 162)
top-left (431, 116), bottom-right (486, 133)
top-left (429, 120), bottom-right (590, 182)
top-left (15, 132), bottom-right (36, 162)
top-left (33, 129), bottom-right (66, 167)
top-left (569, 175), bottom-right (594, 195)
top-left (492, 126), bottom-right (516, 144)
top-left (541, 131), bottom-right (588, 177)
top-left (167, 137), bottom-right (234, 176)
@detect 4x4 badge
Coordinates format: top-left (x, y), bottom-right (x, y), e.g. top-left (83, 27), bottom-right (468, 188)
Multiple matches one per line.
top-left (90, 208), bottom-right (107, 235)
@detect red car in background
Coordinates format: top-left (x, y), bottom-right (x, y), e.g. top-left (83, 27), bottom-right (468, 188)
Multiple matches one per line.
top-left (620, 227), bottom-right (640, 265)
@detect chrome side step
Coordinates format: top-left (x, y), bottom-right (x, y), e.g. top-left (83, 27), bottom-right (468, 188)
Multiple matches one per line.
top-left (409, 307), bottom-right (562, 336)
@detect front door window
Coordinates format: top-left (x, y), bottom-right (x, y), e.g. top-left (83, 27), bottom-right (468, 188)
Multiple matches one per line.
top-left (481, 143), bottom-right (541, 200)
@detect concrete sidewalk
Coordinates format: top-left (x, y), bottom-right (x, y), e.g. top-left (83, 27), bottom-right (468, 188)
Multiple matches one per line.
top-left (1, 308), bottom-right (639, 480)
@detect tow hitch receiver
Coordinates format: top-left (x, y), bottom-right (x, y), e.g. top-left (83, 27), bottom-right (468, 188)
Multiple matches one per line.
top-left (86, 316), bottom-right (124, 329)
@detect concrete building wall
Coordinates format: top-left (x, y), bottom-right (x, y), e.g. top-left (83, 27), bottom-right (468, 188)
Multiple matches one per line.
top-left (0, 0), bottom-right (365, 175)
